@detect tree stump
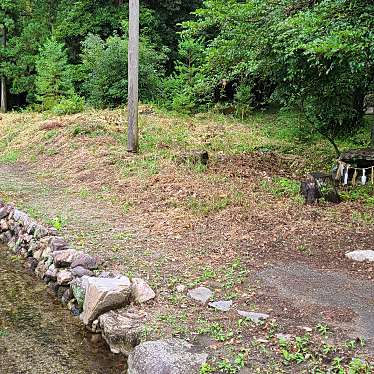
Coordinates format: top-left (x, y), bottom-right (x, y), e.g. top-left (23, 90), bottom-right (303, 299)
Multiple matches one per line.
top-left (300, 172), bottom-right (341, 204)
top-left (177, 150), bottom-right (209, 166)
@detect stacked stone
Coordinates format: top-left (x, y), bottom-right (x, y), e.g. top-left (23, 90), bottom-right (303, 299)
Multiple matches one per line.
top-left (0, 200), bottom-right (209, 373)
top-left (0, 200), bottom-right (155, 355)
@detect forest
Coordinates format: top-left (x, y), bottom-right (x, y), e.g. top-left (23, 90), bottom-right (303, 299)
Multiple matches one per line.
top-left (0, 0), bottom-right (373, 153)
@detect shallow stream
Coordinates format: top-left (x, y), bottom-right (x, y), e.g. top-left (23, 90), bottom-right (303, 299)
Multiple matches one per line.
top-left (0, 245), bottom-right (126, 374)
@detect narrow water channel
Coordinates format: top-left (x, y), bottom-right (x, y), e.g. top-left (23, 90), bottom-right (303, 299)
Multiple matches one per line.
top-left (0, 245), bottom-right (126, 374)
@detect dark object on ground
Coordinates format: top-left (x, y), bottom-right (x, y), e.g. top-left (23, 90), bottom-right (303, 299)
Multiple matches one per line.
top-left (177, 150), bottom-right (209, 166)
top-left (300, 173), bottom-right (341, 205)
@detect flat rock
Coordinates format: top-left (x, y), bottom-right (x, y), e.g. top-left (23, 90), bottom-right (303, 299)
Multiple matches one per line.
top-left (99, 308), bottom-right (147, 355)
top-left (237, 310), bottom-right (270, 323)
top-left (127, 338), bottom-right (208, 374)
top-left (188, 287), bottom-right (213, 304)
top-left (71, 266), bottom-right (94, 278)
top-left (71, 253), bottom-right (98, 270)
top-left (345, 250), bottom-right (374, 262)
top-left (49, 237), bottom-right (69, 252)
top-left (81, 276), bottom-right (132, 326)
top-left (131, 278), bottom-right (156, 304)
top-left (53, 249), bottom-right (80, 268)
top-left (57, 270), bottom-right (73, 285)
top-left (208, 300), bottom-right (233, 312)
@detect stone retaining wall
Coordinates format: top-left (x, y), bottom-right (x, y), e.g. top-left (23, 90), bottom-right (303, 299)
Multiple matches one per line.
top-left (0, 200), bottom-right (207, 373)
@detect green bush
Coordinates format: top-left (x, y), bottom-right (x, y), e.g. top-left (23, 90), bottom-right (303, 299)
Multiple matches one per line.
top-left (81, 33), bottom-right (166, 108)
top-left (52, 94), bottom-right (85, 115)
top-left (35, 37), bottom-right (75, 110)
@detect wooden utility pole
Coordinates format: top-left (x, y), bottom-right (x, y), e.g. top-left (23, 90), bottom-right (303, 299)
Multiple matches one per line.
top-left (0, 25), bottom-right (7, 113)
top-left (127, 0), bottom-right (139, 152)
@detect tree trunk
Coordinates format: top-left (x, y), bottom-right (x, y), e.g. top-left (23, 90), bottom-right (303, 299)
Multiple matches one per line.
top-left (0, 25), bottom-right (7, 113)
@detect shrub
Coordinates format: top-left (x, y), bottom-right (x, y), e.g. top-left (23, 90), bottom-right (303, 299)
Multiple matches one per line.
top-left (81, 33), bottom-right (166, 108)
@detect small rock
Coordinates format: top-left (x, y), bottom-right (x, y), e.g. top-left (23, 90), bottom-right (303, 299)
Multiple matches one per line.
top-left (49, 237), bottom-right (69, 252)
top-left (33, 225), bottom-right (49, 239)
top-left (35, 260), bottom-right (49, 279)
top-left (71, 253), bottom-right (98, 270)
top-left (81, 276), bottom-right (132, 326)
top-left (275, 333), bottom-right (292, 341)
top-left (33, 248), bottom-right (44, 261)
top-left (188, 287), bottom-right (213, 304)
top-left (127, 338), bottom-right (208, 374)
top-left (208, 300), bottom-right (233, 312)
top-left (71, 266), bottom-right (94, 278)
top-left (131, 278), bottom-right (156, 304)
top-left (345, 250), bottom-right (374, 262)
top-left (61, 287), bottom-right (74, 304)
top-left (25, 257), bottom-right (39, 272)
top-left (0, 219), bottom-right (9, 231)
top-left (44, 264), bottom-right (58, 282)
top-left (57, 269), bottom-right (73, 285)
top-left (237, 310), bottom-right (270, 323)
top-left (53, 249), bottom-right (80, 268)
top-left (99, 308), bottom-right (147, 355)
top-left (176, 284), bottom-right (186, 293)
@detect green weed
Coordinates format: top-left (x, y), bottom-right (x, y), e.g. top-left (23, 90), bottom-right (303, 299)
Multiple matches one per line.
top-left (0, 150), bottom-right (20, 164)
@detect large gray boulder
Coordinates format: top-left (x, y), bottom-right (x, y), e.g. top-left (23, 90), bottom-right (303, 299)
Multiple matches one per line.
top-left (81, 276), bottom-right (132, 326)
top-left (127, 339), bottom-right (208, 374)
top-left (99, 308), bottom-right (147, 355)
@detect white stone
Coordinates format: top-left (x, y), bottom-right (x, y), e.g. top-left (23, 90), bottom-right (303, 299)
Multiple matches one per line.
top-left (81, 276), bottom-right (132, 326)
top-left (176, 284), bottom-right (186, 293)
top-left (188, 287), bottom-right (213, 304)
top-left (208, 300), bottom-right (233, 312)
top-left (345, 250), bottom-right (374, 262)
top-left (131, 278), bottom-right (156, 304)
top-left (237, 310), bottom-right (270, 323)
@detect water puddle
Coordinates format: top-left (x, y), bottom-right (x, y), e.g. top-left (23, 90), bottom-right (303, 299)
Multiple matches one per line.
top-left (0, 246), bottom-right (127, 374)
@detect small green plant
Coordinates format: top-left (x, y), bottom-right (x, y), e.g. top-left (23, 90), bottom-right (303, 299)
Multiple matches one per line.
top-left (0, 150), bottom-right (20, 164)
top-left (200, 363), bottom-right (215, 374)
top-left (261, 177), bottom-right (303, 203)
top-left (216, 353), bottom-right (246, 374)
top-left (197, 321), bottom-right (234, 342)
top-left (316, 323), bottom-right (330, 337)
top-left (122, 200), bottom-right (134, 214)
top-left (48, 215), bottom-right (66, 231)
top-left (0, 330), bottom-right (8, 337)
top-left (190, 266), bottom-right (216, 287)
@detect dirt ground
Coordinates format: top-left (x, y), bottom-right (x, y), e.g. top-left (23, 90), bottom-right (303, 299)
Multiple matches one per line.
top-left (0, 110), bottom-right (373, 372)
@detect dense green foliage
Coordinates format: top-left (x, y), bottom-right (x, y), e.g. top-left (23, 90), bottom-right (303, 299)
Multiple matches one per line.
top-left (0, 0), bottom-right (373, 149)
